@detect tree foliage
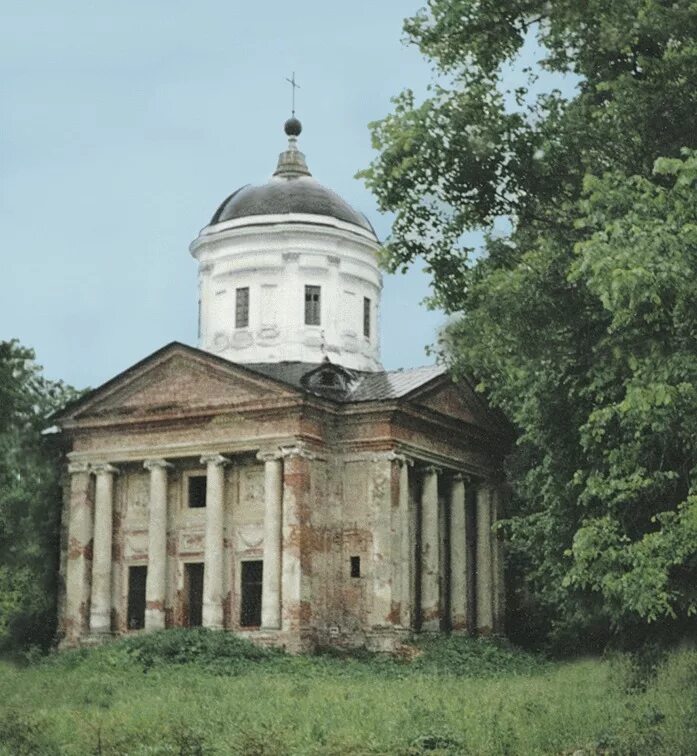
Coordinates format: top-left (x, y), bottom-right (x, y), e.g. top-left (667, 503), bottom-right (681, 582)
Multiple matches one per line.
top-left (361, 0), bottom-right (697, 643)
top-left (0, 340), bottom-right (79, 650)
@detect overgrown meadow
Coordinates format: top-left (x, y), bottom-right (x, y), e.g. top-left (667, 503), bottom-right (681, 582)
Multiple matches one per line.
top-left (1, 630), bottom-right (695, 755)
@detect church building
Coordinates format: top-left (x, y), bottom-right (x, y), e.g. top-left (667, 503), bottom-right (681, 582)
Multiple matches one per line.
top-left (54, 117), bottom-right (510, 652)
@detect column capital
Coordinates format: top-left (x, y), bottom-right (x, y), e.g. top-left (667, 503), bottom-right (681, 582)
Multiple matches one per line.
top-left (280, 442), bottom-right (321, 460)
top-left (422, 464), bottom-right (442, 476)
top-left (200, 453), bottom-right (230, 467)
top-left (67, 461), bottom-right (90, 475)
top-left (452, 472), bottom-right (469, 483)
top-left (369, 450), bottom-right (414, 465)
top-left (92, 462), bottom-right (119, 476)
top-left (476, 479), bottom-right (498, 497)
top-left (143, 458), bottom-right (173, 471)
top-left (256, 449), bottom-right (283, 463)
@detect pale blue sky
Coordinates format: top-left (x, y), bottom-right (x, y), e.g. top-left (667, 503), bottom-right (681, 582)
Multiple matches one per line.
top-left (1, 2), bottom-right (571, 389)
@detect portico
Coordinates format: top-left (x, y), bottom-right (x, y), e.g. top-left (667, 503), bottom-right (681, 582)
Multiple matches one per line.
top-left (60, 392), bottom-right (506, 652)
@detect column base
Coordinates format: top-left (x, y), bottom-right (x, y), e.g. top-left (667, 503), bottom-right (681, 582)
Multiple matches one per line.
top-left (144, 609), bottom-right (166, 632)
top-left (420, 620), bottom-right (441, 632)
top-left (450, 625), bottom-right (469, 635)
top-left (88, 614), bottom-right (112, 637)
top-left (420, 607), bottom-right (441, 633)
top-left (85, 631), bottom-right (113, 646)
top-left (202, 602), bottom-right (224, 630)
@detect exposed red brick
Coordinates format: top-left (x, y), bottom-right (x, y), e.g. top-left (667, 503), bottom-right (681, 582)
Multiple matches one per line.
top-left (387, 601), bottom-right (402, 625)
top-left (166, 534), bottom-right (178, 557)
top-left (421, 607), bottom-right (440, 623)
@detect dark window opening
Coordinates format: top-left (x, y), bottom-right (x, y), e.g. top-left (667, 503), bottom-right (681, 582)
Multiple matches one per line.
top-left (127, 565), bottom-right (147, 630)
top-left (320, 371), bottom-right (337, 386)
top-left (465, 485), bottom-right (478, 633)
top-left (350, 555), bottom-right (361, 578)
top-left (304, 285), bottom-right (321, 326)
top-left (185, 563), bottom-right (204, 627)
top-left (363, 297), bottom-right (371, 338)
top-left (235, 287), bottom-right (249, 328)
top-left (414, 478), bottom-right (423, 630)
top-left (440, 490), bottom-right (452, 633)
top-left (188, 475), bottom-right (207, 508)
top-left (240, 560), bottom-right (263, 627)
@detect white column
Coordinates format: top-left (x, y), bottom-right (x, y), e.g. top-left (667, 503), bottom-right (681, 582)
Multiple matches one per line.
top-left (398, 456), bottom-right (413, 628)
top-left (201, 454), bottom-right (228, 629)
top-left (258, 452), bottom-right (283, 629)
top-left (420, 466), bottom-right (440, 631)
top-left (279, 444), bottom-right (313, 643)
top-left (368, 458), bottom-right (393, 628)
top-left (89, 463), bottom-right (118, 636)
top-left (476, 482), bottom-right (494, 633)
top-left (449, 474), bottom-right (468, 632)
top-left (143, 459), bottom-right (172, 631)
top-left (64, 462), bottom-right (93, 644)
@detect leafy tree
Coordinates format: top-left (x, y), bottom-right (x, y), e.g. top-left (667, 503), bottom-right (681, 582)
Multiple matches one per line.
top-left (0, 340), bottom-right (79, 650)
top-left (361, 1), bottom-right (697, 644)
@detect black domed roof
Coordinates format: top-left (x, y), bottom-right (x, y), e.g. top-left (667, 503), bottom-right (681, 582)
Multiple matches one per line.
top-left (210, 176), bottom-right (375, 234)
top-left (209, 123), bottom-right (376, 236)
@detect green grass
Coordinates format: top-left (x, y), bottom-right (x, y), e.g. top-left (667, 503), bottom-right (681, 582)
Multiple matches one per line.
top-left (0, 631), bottom-right (695, 755)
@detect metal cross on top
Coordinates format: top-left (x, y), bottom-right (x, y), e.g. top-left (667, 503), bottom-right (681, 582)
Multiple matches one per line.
top-left (286, 72), bottom-right (300, 117)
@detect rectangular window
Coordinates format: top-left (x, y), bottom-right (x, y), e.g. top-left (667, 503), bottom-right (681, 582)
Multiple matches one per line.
top-left (304, 285), bottom-right (321, 326)
top-left (363, 297), bottom-right (371, 338)
top-left (127, 565), bottom-right (147, 630)
top-left (188, 475), bottom-right (207, 508)
top-left (240, 560), bottom-right (263, 627)
top-left (185, 563), bottom-right (204, 627)
top-left (350, 555), bottom-right (361, 578)
top-left (235, 287), bottom-right (249, 328)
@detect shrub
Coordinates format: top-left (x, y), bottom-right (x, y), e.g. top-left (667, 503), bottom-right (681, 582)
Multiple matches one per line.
top-left (118, 628), bottom-right (285, 673)
top-left (410, 634), bottom-right (548, 678)
top-left (0, 710), bottom-right (58, 755)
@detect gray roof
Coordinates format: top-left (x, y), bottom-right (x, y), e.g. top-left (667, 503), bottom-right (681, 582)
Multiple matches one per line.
top-left (349, 365), bottom-right (446, 400)
top-left (245, 361), bottom-right (446, 402)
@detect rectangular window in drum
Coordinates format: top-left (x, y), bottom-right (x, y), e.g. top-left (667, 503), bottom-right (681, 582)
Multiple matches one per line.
top-left (235, 287), bottom-right (249, 328)
top-left (363, 297), bottom-right (371, 338)
top-left (304, 285), bottom-right (321, 326)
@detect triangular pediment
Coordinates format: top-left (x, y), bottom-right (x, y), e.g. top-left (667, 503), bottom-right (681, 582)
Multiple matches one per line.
top-left (59, 343), bottom-right (298, 422)
top-left (408, 374), bottom-right (511, 438)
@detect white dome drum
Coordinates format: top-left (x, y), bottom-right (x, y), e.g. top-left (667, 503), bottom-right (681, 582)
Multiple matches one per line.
top-left (189, 120), bottom-right (383, 371)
